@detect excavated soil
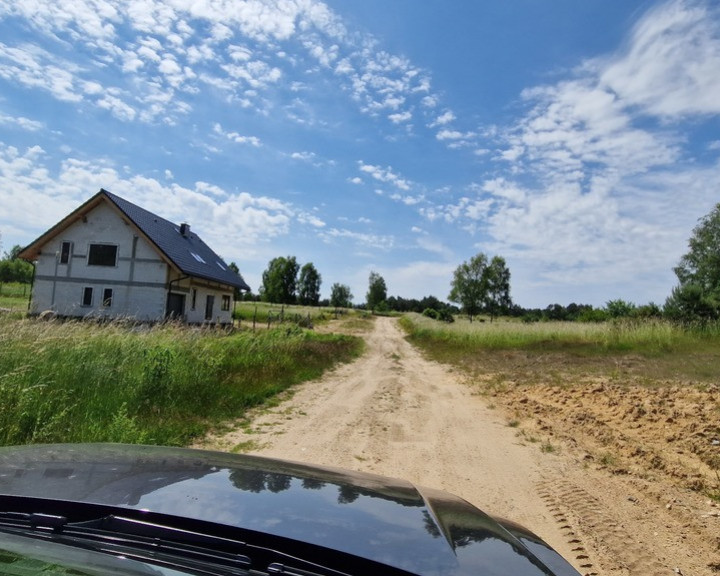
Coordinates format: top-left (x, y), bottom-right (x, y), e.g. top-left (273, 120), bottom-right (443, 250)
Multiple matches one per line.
top-left (195, 316), bottom-right (720, 576)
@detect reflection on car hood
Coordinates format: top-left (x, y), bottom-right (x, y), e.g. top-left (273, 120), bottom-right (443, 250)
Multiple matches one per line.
top-left (0, 444), bottom-right (578, 576)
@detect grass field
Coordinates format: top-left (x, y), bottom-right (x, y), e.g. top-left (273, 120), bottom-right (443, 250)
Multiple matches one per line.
top-left (0, 282), bottom-right (30, 314)
top-left (399, 313), bottom-right (720, 382)
top-left (0, 313), bottom-right (363, 447)
top-left (233, 300), bottom-right (355, 328)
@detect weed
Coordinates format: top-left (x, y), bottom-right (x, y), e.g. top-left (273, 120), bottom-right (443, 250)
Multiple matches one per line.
top-left (231, 440), bottom-right (259, 453)
top-left (540, 441), bottom-right (557, 454)
top-left (599, 452), bottom-right (618, 467)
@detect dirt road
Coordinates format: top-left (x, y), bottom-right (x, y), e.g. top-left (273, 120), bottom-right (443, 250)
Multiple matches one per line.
top-left (196, 316), bottom-right (720, 576)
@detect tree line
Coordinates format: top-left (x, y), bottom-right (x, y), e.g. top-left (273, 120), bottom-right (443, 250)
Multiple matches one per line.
top-left (0, 244), bottom-right (33, 284)
top-left (5, 200), bottom-right (720, 324)
top-left (251, 256), bottom-right (355, 309)
top-left (248, 201), bottom-right (720, 325)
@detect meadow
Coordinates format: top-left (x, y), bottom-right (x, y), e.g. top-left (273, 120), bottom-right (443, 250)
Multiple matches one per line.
top-left (399, 313), bottom-right (720, 383)
top-left (233, 300), bottom-right (353, 328)
top-left (0, 309), bottom-right (362, 447)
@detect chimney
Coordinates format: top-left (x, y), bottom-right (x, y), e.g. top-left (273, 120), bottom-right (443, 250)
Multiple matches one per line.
top-left (180, 223), bottom-right (190, 237)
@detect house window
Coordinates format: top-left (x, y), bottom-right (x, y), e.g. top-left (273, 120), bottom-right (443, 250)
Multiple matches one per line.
top-left (102, 288), bottom-right (113, 307)
top-left (221, 294), bottom-right (231, 311)
top-left (191, 288), bottom-right (197, 310)
top-left (88, 244), bottom-right (118, 267)
top-left (82, 287), bottom-right (93, 307)
top-left (60, 241), bottom-right (72, 264)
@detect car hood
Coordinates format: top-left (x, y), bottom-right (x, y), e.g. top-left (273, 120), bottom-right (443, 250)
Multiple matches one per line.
top-left (0, 444), bottom-right (577, 576)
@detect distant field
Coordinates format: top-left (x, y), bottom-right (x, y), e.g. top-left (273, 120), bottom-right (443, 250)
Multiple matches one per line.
top-left (400, 313), bottom-right (720, 382)
top-left (0, 282), bottom-right (30, 312)
top-left (233, 300), bottom-right (357, 328)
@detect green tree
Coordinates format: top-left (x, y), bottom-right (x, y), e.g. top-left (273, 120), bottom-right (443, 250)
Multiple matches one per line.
top-left (449, 253), bottom-right (512, 322)
top-left (664, 284), bottom-right (719, 323)
top-left (227, 262), bottom-right (245, 300)
top-left (366, 271), bottom-right (387, 312)
top-left (260, 256), bottom-right (299, 304)
top-left (674, 203), bottom-right (720, 294)
top-left (330, 283), bottom-right (353, 308)
top-left (3, 244), bottom-right (23, 260)
top-left (666, 203), bottom-right (720, 322)
top-left (0, 245), bottom-right (33, 284)
top-left (605, 299), bottom-right (636, 318)
top-left (298, 263), bottom-right (322, 306)
top-left (485, 255), bottom-right (512, 322)
top-left (449, 253), bottom-right (487, 322)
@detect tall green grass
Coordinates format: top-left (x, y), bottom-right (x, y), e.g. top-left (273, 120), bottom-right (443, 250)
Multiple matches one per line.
top-left (233, 301), bottom-right (346, 327)
top-left (400, 313), bottom-right (720, 381)
top-left (0, 282), bottom-right (30, 314)
top-left (401, 314), bottom-right (720, 352)
top-left (0, 316), bottom-right (362, 447)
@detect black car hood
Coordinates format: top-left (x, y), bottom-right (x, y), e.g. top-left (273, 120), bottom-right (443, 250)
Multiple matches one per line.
top-left (0, 444), bottom-right (578, 576)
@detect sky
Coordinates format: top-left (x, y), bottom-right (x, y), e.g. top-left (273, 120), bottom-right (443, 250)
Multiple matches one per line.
top-left (1, 0), bottom-right (719, 309)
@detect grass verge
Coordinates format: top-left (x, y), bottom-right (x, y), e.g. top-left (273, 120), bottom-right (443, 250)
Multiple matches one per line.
top-left (0, 315), bottom-right (362, 447)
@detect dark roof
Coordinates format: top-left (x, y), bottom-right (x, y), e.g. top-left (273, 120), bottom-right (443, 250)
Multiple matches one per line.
top-left (21, 189), bottom-right (251, 292)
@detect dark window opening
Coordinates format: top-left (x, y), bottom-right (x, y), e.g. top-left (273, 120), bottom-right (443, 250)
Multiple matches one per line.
top-left (102, 288), bottom-right (113, 307)
top-left (221, 294), bottom-right (231, 311)
top-left (82, 287), bottom-right (93, 307)
top-left (60, 241), bottom-right (72, 264)
top-left (191, 288), bottom-right (197, 310)
top-left (166, 293), bottom-right (185, 318)
top-left (205, 295), bottom-right (215, 321)
top-left (88, 244), bottom-right (118, 267)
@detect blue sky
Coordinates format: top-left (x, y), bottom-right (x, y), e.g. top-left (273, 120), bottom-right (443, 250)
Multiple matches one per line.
top-left (1, 0), bottom-right (719, 308)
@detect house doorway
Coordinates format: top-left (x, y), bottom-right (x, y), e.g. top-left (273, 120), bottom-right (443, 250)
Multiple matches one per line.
top-left (166, 292), bottom-right (185, 319)
top-left (205, 295), bottom-right (215, 321)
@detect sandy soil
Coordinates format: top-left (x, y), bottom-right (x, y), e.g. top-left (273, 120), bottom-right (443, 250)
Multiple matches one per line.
top-left (195, 316), bottom-right (720, 576)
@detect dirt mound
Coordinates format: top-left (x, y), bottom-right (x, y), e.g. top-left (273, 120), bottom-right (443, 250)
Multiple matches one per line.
top-left (498, 381), bottom-right (720, 494)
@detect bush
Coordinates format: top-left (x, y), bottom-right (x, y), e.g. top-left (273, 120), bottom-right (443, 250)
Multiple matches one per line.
top-left (422, 308), bottom-right (440, 320)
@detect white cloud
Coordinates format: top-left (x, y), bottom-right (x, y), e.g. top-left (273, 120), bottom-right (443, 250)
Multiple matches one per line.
top-left (600, 0), bottom-right (720, 117)
top-left (436, 128), bottom-right (475, 149)
top-left (291, 151), bottom-right (316, 161)
top-left (358, 161), bottom-right (411, 191)
top-left (435, 110), bottom-right (455, 125)
top-left (389, 192), bottom-right (424, 206)
top-left (298, 211), bottom-right (325, 227)
top-left (0, 113), bottom-right (43, 131)
top-left (0, 143), bottom-right (308, 259)
top-left (0, 0), bottom-right (447, 132)
top-left (97, 91), bottom-right (137, 121)
top-left (319, 227), bottom-right (394, 250)
top-left (213, 123), bottom-right (262, 147)
top-left (388, 110), bottom-right (412, 124)
top-left (0, 43), bottom-right (84, 102)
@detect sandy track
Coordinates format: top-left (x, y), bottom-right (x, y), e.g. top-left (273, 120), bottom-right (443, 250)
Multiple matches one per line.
top-left (196, 317), bottom-right (720, 576)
